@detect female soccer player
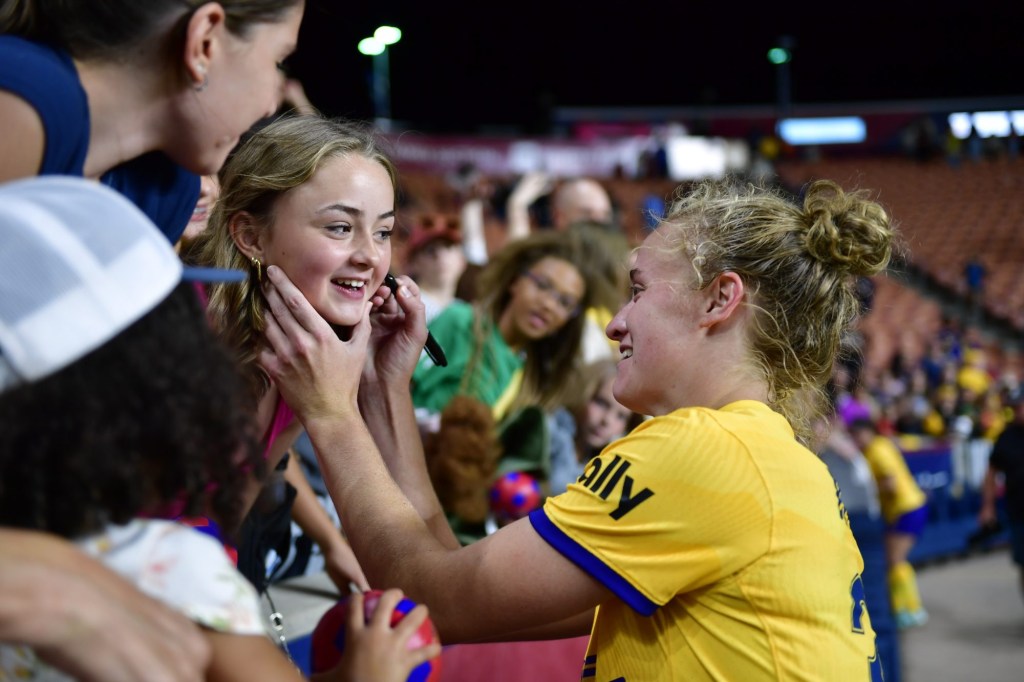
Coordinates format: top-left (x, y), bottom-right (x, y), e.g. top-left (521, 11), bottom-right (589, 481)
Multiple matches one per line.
top-left (262, 177), bottom-right (895, 680)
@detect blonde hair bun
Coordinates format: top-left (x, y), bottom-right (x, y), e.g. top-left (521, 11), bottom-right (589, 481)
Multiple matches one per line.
top-left (802, 179), bottom-right (894, 278)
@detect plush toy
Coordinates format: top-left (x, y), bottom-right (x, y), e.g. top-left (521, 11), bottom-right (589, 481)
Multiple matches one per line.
top-left (424, 395), bottom-right (500, 526)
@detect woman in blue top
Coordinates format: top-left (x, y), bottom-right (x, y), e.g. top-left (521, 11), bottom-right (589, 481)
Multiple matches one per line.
top-left (0, 2), bottom-right (305, 675)
top-left (0, 0), bottom-right (305, 240)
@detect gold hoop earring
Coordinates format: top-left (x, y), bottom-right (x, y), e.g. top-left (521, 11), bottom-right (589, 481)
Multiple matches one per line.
top-left (251, 257), bottom-right (262, 283)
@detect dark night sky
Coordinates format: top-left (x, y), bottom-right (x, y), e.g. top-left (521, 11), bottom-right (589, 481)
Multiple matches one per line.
top-left (288, 1), bottom-right (1024, 134)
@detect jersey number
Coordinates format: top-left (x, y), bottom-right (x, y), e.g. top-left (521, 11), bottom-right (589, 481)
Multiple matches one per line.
top-left (850, 574), bottom-right (885, 681)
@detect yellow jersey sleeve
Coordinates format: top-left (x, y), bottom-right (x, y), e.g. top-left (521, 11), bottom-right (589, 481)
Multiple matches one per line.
top-left (529, 401), bottom-right (882, 681)
top-left (531, 405), bottom-right (774, 612)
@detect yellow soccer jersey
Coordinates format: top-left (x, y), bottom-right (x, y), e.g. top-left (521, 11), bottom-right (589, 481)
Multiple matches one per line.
top-left (530, 400), bottom-right (882, 681)
top-left (863, 434), bottom-right (927, 523)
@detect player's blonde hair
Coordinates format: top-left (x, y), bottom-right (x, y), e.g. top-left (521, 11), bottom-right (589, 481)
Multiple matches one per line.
top-left (658, 178), bottom-right (896, 444)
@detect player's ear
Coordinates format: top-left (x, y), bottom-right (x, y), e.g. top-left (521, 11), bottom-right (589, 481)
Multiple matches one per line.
top-left (699, 271), bottom-right (745, 329)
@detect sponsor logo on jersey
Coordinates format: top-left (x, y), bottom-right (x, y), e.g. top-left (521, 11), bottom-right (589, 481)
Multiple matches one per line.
top-left (834, 479), bottom-right (850, 526)
top-left (578, 453), bottom-right (654, 520)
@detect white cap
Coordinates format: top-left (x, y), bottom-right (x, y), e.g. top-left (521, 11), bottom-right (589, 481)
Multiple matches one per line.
top-left (0, 176), bottom-right (243, 392)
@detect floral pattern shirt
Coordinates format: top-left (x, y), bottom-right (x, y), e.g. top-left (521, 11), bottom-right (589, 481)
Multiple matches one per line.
top-left (0, 519), bottom-right (264, 680)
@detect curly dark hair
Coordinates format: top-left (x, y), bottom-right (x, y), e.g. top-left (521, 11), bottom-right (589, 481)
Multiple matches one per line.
top-left (0, 283), bottom-right (262, 540)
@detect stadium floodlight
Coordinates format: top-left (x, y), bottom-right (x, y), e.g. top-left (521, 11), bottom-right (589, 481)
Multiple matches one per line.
top-left (374, 26), bottom-right (402, 45)
top-left (767, 47), bottom-right (791, 65)
top-left (359, 26), bottom-right (403, 130)
top-left (358, 37), bottom-right (384, 56)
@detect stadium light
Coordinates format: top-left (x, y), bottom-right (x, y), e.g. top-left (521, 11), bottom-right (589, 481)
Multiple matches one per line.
top-left (769, 36), bottom-right (795, 119)
top-left (767, 47), bottom-right (791, 65)
top-left (374, 26), bottom-right (402, 45)
top-left (358, 25), bottom-right (403, 131)
top-left (358, 37), bottom-right (384, 56)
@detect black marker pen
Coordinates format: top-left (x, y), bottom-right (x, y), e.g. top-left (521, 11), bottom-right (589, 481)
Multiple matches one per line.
top-left (384, 273), bottom-right (448, 367)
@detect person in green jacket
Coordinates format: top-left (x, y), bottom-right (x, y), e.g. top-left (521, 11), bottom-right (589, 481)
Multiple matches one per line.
top-left (411, 230), bottom-right (605, 542)
top-left (412, 230), bottom-right (600, 424)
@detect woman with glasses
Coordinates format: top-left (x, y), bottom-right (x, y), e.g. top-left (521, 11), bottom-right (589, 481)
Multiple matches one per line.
top-left (409, 230), bottom-right (601, 543)
top-left (411, 230), bottom-right (598, 423)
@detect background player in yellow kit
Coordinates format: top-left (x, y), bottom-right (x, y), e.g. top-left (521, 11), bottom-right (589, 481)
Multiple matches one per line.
top-left (850, 418), bottom-right (930, 628)
top-left (261, 177), bottom-right (896, 681)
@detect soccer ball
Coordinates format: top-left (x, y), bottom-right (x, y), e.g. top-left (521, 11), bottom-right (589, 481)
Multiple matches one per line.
top-left (310, 589), bottom-right (441, 681)
top-left (489, 471), bottom-right (543, 523)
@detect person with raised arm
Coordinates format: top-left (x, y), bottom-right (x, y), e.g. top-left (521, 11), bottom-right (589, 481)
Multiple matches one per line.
top-left (262, 177), bottom-right (896, 680)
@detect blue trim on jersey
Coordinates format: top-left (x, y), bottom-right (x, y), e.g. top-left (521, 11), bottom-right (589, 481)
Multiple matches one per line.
top-left (529, 507), bottom-right (658, 616)
top-left (581, 653), bottom-right (598, 679)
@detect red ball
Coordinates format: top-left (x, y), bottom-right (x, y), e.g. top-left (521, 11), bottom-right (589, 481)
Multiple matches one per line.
top-left (310, 589), bottom-right (441, 682)
top-left (489, 471), bottom-right (542, 522)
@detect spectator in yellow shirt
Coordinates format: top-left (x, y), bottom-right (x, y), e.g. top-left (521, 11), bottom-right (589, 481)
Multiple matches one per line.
top-left (850, 418), bottom-right (929, 628)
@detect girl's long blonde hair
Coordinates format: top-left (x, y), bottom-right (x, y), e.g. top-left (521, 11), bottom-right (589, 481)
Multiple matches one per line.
top-left (187, 116), bottom-right (397, 401)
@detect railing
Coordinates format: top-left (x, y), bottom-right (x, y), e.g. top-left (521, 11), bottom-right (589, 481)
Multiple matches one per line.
top-left (902, 436), bottom-right (1008, 563)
